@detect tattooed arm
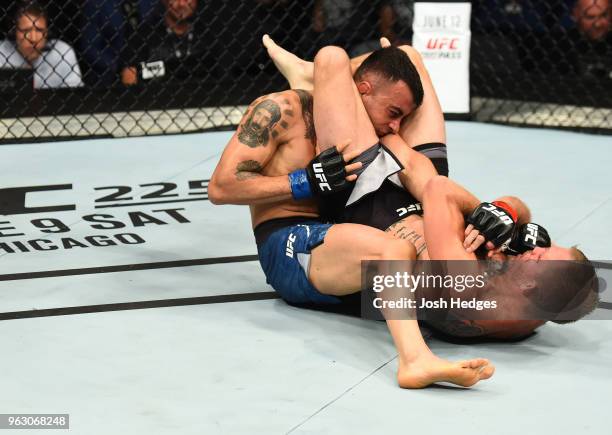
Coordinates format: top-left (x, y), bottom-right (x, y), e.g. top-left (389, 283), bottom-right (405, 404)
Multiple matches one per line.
top-left (209, 93), bottom-right (296, 205)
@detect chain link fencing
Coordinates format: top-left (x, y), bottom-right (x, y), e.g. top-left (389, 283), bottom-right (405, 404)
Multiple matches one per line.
top-left (0, 0), bottom-right (610, 143)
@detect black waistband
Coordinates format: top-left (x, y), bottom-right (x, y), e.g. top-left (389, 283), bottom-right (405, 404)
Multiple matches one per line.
top-left (253, 216), bottom-right (322, 246)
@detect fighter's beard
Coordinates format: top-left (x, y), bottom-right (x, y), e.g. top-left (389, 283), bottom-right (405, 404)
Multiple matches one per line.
top-left (484, 259), bottom-right (508, 278)
top-left (238, 122), bottom-right (269, 148)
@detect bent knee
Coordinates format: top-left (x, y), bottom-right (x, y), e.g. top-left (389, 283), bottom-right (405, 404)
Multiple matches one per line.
top-left (398, 45), bottom-right (423, 66)
top-left (314, 45), bottom-right (350, 69)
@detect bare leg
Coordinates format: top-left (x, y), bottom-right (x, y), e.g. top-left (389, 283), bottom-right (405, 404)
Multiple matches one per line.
top-left (310, 45), bottom-right (493, 389)
top-left (389, 320), bottom-right (495, 388)
top-left (312, 46), bottom-right (379, 153)
top-left (396, 45), bottom-right (446, 146)
top-left (310, 224), bottom-right (495, 388)
top-left (263, 36), bottom-right (446, 148)
top-left (267, 38), bottom-right (495, 388)
top-left (263, 34), bottom-right (314, 90)
top-left (265, 36), bottom-right (382, 153)
top-left (263, 35), bottom-right (390, 91)
top-left (309, 223), bottom-right (415, 294)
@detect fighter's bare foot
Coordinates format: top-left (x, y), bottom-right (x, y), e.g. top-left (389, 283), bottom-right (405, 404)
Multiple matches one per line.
top-left (262, 34), bottom-right (314, 90)
top-left (397, 354), bottom-right (495, 389)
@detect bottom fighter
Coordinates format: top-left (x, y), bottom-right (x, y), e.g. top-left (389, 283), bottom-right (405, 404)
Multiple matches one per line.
top-left (210, 42), bottom-right (495, 388)
top-left (262, 36), bottom-right (599, 338)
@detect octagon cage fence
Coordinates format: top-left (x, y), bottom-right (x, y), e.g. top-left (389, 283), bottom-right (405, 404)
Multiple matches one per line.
top-left (0, 0), bottom-right (610, 143)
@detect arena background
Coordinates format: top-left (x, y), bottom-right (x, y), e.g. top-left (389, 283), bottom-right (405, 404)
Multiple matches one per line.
top-left (0, 0), bottom-right (610, 143)
top-left (1, 2), bottom-right (612, 432)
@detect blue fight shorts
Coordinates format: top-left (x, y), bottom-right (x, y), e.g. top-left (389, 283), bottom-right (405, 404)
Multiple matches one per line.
top-left (255, 218), bottom-right (341, 305)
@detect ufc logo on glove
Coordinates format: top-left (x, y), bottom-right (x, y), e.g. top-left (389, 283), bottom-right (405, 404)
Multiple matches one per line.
top-left (524, 223), bottom-right (539, 244)
top-left (313, 163), bottom-right (331, 192)
top-left (482, 204), bottom-right (513, 225)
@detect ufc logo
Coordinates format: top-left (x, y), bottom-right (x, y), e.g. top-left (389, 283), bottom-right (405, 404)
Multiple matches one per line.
top-left (426, 37), bottom-right (459, 50)
top-left (312, 163), bottom-right (331, 192)
top-left (286, 233), bottom-right (296, 257)
top-left (524, 223), bottom-right (539, 245)
top-left (483, 204), bottom-right (513, 225)
top-left (396, 203), bottom-right (423, 217)
top-left (0, 184), bottom-right (75, 215)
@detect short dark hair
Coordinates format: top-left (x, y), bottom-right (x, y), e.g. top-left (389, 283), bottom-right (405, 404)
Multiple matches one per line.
top-left (15, 1), bottom-right (47, 23)
top-left (532, 254), bottom-right (600, 324)
top-left (354, 46), bottom-right (424, 108)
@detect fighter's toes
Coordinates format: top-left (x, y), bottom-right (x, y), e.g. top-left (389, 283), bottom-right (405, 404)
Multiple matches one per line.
top-left (460, 358), bottom-right (489, 369)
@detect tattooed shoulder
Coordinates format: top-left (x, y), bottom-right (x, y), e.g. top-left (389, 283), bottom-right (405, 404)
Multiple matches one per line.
top-left (293, 89), bottom-right (315, 142)
top-left (238, 97), bottom-right (283, 148)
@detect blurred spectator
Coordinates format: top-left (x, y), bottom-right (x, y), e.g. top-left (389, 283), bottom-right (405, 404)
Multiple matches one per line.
top-left (522, 0), bottom-right (612, 78)
top-left (351, 0), bottom-right (413, 56)
top-left (573, 0), bottom-right (610, 41)
top-left (472, 1), bottom-right (549, 33)
top-left (214, 0), bottom-right (299, 75)
top-left (120, 0), bottom-right (215, 86)
top-left (80, 0), bottom-right (157, 86)
top-left (566, 0), bottom-right (611, 77)
top-left (379, 0), bottom-right (413, 46)
top-left (477, 0), bottom-right (611, 79)
top-left (311, 0), bottom-right (379, 55)
top-left (252, 0), bottom-right (295, 45)
top-left (0, 2), bottom-right (83, 88)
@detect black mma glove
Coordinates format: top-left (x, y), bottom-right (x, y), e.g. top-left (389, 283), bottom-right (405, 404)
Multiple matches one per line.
top-left (288, 146), bottom-right (350, 199)
top-left (505, 223), bottom-right (551, 255)
top-left (466, 201), bottom-right (518, 247)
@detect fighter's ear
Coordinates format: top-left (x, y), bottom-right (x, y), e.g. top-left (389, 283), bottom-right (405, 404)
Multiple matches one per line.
top-left (356, 81), bottom-right (372, 95)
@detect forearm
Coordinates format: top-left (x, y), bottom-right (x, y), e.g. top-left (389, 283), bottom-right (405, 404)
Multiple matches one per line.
top-left (208, 172), bottom-right (292, 205)
top-left (398, 150), bottom-right (438, 202)
top-left (422, 176), bottom-right (471, 259)
top-left (493, 196), bottom-right (532, 225)
top-left (450, 183), bottom-right (481, 216)
top-left (380, 135), bottom-right (437, 202)
top-left (422, 176), bottom-right (480, 219)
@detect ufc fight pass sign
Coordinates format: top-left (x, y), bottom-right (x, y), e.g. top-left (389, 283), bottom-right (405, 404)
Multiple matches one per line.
top-left (412, 2), bottom-right (471, 114)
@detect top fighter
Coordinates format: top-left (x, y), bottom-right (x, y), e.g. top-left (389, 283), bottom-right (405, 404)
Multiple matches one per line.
top-left (209, 41), bottom-right (495, 388)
